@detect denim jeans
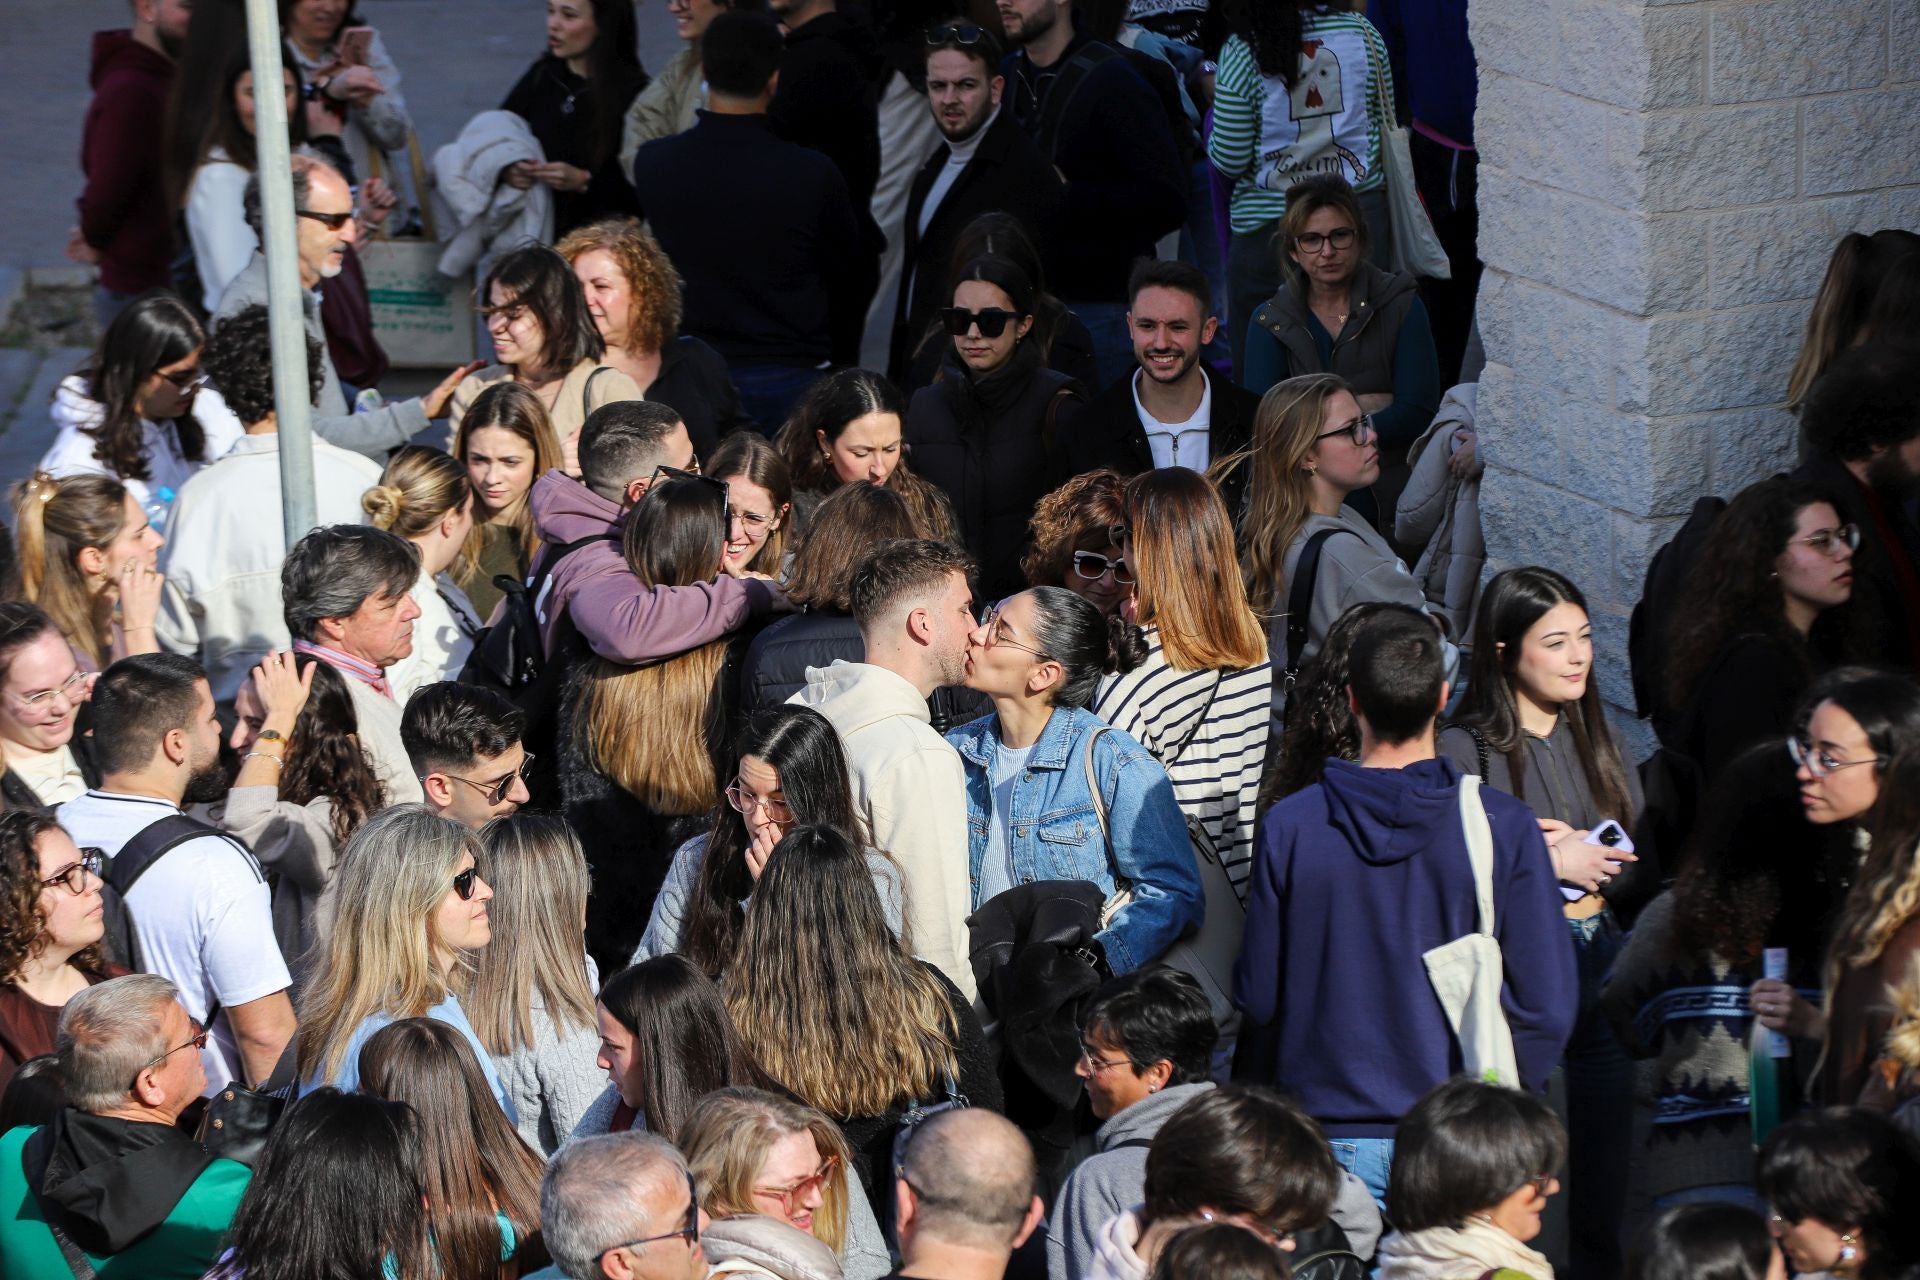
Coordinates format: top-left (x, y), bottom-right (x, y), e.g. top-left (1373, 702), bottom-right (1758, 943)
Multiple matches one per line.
top-left (1329, 1137), bottom-right (1395, 1212)
top-left (729, 362), bottom-right (825, 437)
top-left (1558, 911), bottom-right (1636, 1280)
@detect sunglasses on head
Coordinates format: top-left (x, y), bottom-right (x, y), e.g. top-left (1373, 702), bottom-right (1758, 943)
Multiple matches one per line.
top-left (939, 306), bottom-right (1023, 339)
top-left (925, 21), bottom-right (991, 46)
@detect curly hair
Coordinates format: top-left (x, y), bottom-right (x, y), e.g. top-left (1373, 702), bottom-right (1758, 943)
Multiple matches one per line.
top-left (1022, 469), bottom-right (1129, 588)
top-left (555, 217), bottom-right (684, 356)
top-left (1262, 601), bottom-right (1388, 806)
top-left (0, 811), bottom-right (109, 985)
top-left (1223, 0), bottom-right (1329, 83)
top-left (203, 304), bottom-right (324, 427)
top-left (279, 655), bottom-right (387, 848)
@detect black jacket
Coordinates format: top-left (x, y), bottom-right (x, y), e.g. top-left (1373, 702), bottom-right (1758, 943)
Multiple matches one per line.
top-left (1061, 367), bottom-right (1259, 521)
top-left (771, 13), bottom-right (884, 229)
top-left (502, 54), bottom-right (647, 236)
top-left (23, 1110), bottom-right (216, 1256)
top-left (647, 336), bottom-right (758, 456)
top-left (889, 106), bottom-right (1066, 380)
top-left (1793, 451), bottom-right (1920, 671)
top-left (739, 610), bottom-right (864, 716)
top-left (632, 112), bottom-right (874, 367)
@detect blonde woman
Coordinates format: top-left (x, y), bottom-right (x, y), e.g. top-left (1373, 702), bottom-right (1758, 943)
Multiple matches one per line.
top-left (362, 446), bottom-right (481, 701)
top-left (683, 1087), bottom-right (892, 1280)
top-left (294, 804), bottom-right (514, 1120)
top-left (465, 814), bottom-right (607, 1155)
top-left (454, 382), bottom-right (564, 621)
top-left (559, 217), bottom-right (755, 453)
top-left (1228, 373), bottom-right (1451, 711)
top-left (1090, 468), bottom-right (1272, 901)
top-left (12, 471), bottom-right (163, 671)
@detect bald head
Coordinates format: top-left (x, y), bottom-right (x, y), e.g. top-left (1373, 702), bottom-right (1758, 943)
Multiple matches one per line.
top-left (900, 1109), bottom-right (1038, 1251)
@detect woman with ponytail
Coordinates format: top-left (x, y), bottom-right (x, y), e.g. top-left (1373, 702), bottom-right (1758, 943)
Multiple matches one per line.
top-left (12, 472), bottom-right (164, 670)
top-left (946, 585), bottom-right (1203, 975)
top-left (362, 447), bottom-right (481, 702)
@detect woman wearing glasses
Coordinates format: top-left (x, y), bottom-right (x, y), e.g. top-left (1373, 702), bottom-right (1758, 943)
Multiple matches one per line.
top-left (1662, 477), bottom-right (1865, 786)
top-left (637, 706), bottom-right (903, 974)
top-left (683, 1087), bottom-right (892, 1280)
top-left (1232, 372), bottom-right (1450, 716)
top-left (1023, 470), bottom-right (1134, 619)
top-left (11, 471), bottom-right (165, 671)
top-left (294, 804), bottom-right (515, 1117)
top-left (906, 254), bottom-right (1087, 600)
top-left (0, 811), bottom-right (123, 1093)
top-left (363, 447), bottom-right (482, 702)
top-left (709, 434), bottom-right (792, 579)
top-left (41, 293), bottom-right (216, 530)
top-left (1238, 176), bottom-right (1439, 536)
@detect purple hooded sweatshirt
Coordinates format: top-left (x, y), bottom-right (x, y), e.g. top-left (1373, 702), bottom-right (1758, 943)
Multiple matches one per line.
top-left (528, 469), bottom-right (779, 663)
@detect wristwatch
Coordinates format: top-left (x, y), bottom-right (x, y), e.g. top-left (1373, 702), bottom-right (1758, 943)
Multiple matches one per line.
top-left (256, 729), bottom-right (286, 743)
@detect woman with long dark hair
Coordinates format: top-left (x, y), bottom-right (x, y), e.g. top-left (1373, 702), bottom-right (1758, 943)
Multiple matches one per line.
top-left (222, 649), bottom-right (386, 964)
top-left (42, 292), bottom-right (212, 525)
top-left (1263, 601), bottom-right (1389, 806)
top-left (638, 705), bottom-right (902, 974)
top-left (501, 0), bottom-right (648, 236)
top-left (774, 367), bottom-right (955, 542)
top-left (1758, 1108), bottom-right (1920, 1280)
top-left (1786, 229), bottom-right (1920, 410)
top-left (11, 471), bottom-right (165, 671)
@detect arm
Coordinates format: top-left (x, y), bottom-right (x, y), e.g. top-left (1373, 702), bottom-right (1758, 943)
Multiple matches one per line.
top-left (1050, 1162), bottom-right (1129, 1280)
top-left (1368, 297), bottom-right (1442, 451)
top-left (1232, 805), bottom-right (1286, 1026)
top-left (1206, 38), bottom-right (1259, 181)
top-left (221, 789), bottom-right (339, 896)
top-left (1494, 812), bottom-right (1580, 1092)
top-left (1240, 316), bottom-right (1291, 397)
top-left (1095, 747), bottom-right (1205, 973)
top-left (226, 990), bottom-right (298, 1087)
top-left (633, 835), bottom-right (706, 964)
top-left (563, 547), bottom-right (783, 665)
top-left (868, 748), bottom-right (977, 1001)
top-left (350, 30), bottom-right (412, 153)
top-left (619, 71), bottom-right (680, 178)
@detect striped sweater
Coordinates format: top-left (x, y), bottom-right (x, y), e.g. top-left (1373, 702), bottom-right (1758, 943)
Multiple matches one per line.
top-left (1091, 628), bottom-right (1274, 899)
top-left (1208, 10), bottom-right (1392, 234)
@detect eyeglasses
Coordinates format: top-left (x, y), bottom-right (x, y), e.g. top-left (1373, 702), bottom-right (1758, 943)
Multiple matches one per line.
top-left (726, 779), bottom-right (794, 823)
top-left (598, 1170), bottom-right (702, 1264)
top-left (40, 848), bottom-right (104, 896)
top-left (159, 366), bottom-right (207, 392)
top-left (754, 1156), bottom-right (840, 1213)
top-left (732, 504), bottom-right (781, 533)
top-left (1788, 523), bottom-right (1860, 558)
top-left (453, 865), bottom-right (482, 900)
top-left (1508, 1172), bottom-right (1555, 1199)
top-left (926, 21), bottom-right (991, 46)
top-left (295, 208), bottom-right (355, 231)
top-left (939, 306), bottom-right (1023, 339)
top-left (980, 603), bottom-right (1050, 660)
top-left (1295, 227), bottom-right (1357, 254)
top-left (1788, 735), bottom-right (1885, 779)
top-left (438, 751), bottom-right (536, 807)
top-left (1315, 414), bottom-right (1377, 448)
top-left (139, 1020), bottom-right (210, 1080)
top-left (1078, 1042), bottom-right (1130, 1074)
top-left (8, 668), bottom-right (88, 713)
top-left (1072, 550), bottom-right (1135, 585)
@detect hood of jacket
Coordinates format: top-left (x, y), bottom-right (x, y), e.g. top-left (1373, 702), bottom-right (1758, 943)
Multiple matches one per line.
top-left (529, 468), bottom-right (624, 549)
top-left (1087, 1208), bottom-right (1148, 1280)
top-left (90, 29), bottom-right (172, 90)
top-left (1097, 1081), bottom-right (1214, 1151)
top-left (1317, 756), bottom-right (1464, 867)
top-left (790, 660), bottom-right (931, 735)
top-left (27, 1110), bottom-right (215, 1255)
top-left (703, 1214), bottom-right (845, 1280)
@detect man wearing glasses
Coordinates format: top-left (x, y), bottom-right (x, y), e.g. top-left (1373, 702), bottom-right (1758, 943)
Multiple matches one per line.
top-left (404, 682), bottom-right (534, 829)
top-left (536, 1132), bottom-right (707, 1280)
top-left (0, 604), bottom-right (98, 810)
top-left (0, 975), bottom-right (252, 1276)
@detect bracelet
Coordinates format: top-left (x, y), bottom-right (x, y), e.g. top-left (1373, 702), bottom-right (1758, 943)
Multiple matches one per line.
top-left (242, 752), bottom-right (284, 768)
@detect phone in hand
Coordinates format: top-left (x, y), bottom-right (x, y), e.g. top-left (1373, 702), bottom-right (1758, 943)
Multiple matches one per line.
top-left (338, 26), bottom-right (373, 66)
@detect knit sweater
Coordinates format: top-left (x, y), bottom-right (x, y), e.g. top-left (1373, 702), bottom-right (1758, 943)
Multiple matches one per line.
top-left (1090, 629), bottom-right (1273, 900)
top-left (492, 991), bottom-right (610, 1157)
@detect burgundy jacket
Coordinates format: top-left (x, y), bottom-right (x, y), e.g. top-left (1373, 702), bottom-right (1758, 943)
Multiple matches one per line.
top-left (77, 31), bottom-right (174, 295)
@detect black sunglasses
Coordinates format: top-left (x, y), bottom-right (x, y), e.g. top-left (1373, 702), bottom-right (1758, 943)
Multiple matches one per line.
top-left (939, 306), bottom-right (1023, 339)
top-left (926, 21), bottom-right (991, 46)
top-left (453, 866), bottom-right (480, 900)
top-left (296, 208), bottom-right (355, 231)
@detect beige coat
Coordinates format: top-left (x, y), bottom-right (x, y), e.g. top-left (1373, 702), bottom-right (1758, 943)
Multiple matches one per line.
top-left (446, 358), bottom-right (643, 473)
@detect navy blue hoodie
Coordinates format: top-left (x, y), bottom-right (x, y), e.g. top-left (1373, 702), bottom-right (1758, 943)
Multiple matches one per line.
top-left (1235, 756), bottom-right (1576, 1137)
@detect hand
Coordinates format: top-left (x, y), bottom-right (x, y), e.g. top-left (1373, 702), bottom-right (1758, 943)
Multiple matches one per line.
top-left (530, 161), bottom-right (590, 194)
top-left (1355, 392), bottom-right (1396, 414)
top-left (324, 64), bottom-right (386, 106)
top-left (745, 822), bottom-right (779, 881)
top-left (1750, 978), bottom-right (1826, 1039)
top-left (250, 649), bottom-right (316, 729)
top-left (1541, 821), bottom-right (1639, 893)
top-left (501, 160), bottom-right (538, 192)
top-left (65, 227), bottom-right (100, 266)
top-left (116, 558), bottom-right (164, 635)
top-left (422, 360), bottom-right (486, 420)
top-left (1449, 428), bottom-right (1480, 479)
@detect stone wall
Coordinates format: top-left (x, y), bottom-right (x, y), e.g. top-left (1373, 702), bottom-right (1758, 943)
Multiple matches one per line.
top-left (1470, 0), bottom-right (1920, 729)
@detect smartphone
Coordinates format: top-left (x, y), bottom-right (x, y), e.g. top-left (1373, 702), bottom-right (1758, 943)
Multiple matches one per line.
top-left (338, 27), bottom-right (373, 66)
top-left (1559, 819), bottom-right (1634, 902)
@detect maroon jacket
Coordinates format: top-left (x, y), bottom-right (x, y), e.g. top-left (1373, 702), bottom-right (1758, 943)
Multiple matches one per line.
top-left (78, 30), bottom-right (174, 295)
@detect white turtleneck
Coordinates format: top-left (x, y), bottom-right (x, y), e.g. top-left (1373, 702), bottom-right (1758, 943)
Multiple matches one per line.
top-left (919, 105), bottom-right (1001, 237)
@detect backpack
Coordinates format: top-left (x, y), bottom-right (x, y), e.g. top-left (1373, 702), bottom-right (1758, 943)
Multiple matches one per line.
top-left (1627, 494), bottom-right (1726, 738)
top-left (1033, 40), bottom-right (1195, 169)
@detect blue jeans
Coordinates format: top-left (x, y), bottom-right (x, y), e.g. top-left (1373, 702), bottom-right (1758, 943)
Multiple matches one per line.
top-left (1649, 1184), bottom-right (1768, 1216)
top-left (95, 284), bottom-right (141, 330)
top-left (729, 362), bottom-right (825, 437)
top-left (1063, 299), bottom-right (1135, 390)
top-left (1557, 912), bottom-right (1636, 1280)
top-left (1329, 1137), bottom-right (1394, 1212)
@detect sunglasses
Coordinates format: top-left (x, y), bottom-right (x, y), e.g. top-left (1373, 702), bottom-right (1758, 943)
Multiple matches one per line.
top-left (295, 208), bottom-right (355, 231)
top-left (755, 1156), bottom-right (840, 1212)
top-left (926, 20), bottom-right (991, 46)
top-left (41, 848), bottom-right (105, 896)
top-left (1072, 550), bottom-right (1134, 585)
top-left (599, 1170), bottom-right (702, 1263)
top-left (159, 366), bottom-right (207, 392)
top-left (453, 865), bottom-right (481, 900)
top-left (438, 751), bottom-right (536, 807)
top-left (939, 306), bottom-right (1024, 339)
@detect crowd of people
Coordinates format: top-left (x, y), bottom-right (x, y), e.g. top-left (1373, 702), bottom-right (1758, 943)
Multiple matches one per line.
top-left (10, 0), bottom-right (1920, 1277)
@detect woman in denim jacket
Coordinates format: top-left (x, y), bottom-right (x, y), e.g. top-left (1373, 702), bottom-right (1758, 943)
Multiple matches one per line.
top-left (946, 586), bottom-right (1204, 973)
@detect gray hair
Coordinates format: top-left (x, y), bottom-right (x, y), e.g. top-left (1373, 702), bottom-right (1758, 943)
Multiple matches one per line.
top-left (542, 1132), bottom-right (689, 1278)
top-left (281, 524), bottom-right (421, 642)
top-left (242, 149), bottom-right (331, 242)
top-left (57, 974), bottom-right (180, 1112)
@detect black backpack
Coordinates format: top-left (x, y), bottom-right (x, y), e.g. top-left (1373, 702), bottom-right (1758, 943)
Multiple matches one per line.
top-left (1627, 493), bottom-right (1726, 740)
top-left (1033, 39), bottom-right (1195, 170)
top-left (459, 532), bottom-right (615, 696)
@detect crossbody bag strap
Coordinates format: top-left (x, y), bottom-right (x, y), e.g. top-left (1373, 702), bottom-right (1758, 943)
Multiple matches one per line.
top-left (1457, 774), bottom-right (1497, 938)
top-left (1282, 528), bottom-right (1346, 690)
top-left (580, 364), bottom-right (615, 421)
top-left (102, 813), bottom-right (252, 898)
top-left (1168, 672), bottom-right (1225, 764)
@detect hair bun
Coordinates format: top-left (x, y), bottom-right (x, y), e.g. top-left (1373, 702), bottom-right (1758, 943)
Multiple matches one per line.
top-left (1106, 614), bottom-right (1148, 675)
top-left (360, 485), bottom-right (405, 530)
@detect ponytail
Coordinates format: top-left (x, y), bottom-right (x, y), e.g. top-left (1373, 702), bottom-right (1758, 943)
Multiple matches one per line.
top-left (11, 471), bottom-right (127, 668)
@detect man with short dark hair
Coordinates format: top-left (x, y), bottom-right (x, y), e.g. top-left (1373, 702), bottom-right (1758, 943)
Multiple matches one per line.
top-left (890, 1109), bottom-right (1043, 1280)
top-left (791, 538), bottom-right (977, 997)
top-left (630, 10), bottom-right (875, 430)
top-left (281, 524), bottom-right (425, 803)
top-left (1064, 258), bottom-right (1261, 519)
top-left (889, 22), bottom-right (1063, 381)
top-left (1234, 605), bottom-right (1575, 1207)
top-left (56, 656), bottom-right (297, 1093)
top-left (1791, 342), bottom-right (1920, 670)
top-left (403, 682), bottom-right (532, 829)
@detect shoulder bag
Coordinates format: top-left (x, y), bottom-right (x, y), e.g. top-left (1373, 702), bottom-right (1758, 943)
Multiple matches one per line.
top-left (1367, 45), bottom-right (1450, 280)
top-left (1420, 774), bottom-right (1521, 1086)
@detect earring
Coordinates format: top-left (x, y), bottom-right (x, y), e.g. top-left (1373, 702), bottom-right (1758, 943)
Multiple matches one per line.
top-left (1838, 1234), bottom-right (1858, 1268)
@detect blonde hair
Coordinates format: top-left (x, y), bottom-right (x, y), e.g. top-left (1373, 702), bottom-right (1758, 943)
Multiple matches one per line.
top-left (1884, 953), bottom-right (1920, 1076)
top-left (682, 1087), bottom-right (856, 1253)
top-left (1229, 374), bottom-right (1352, 613)
top-left (1124, 469), bottom-right (1266, 671)
top-left (295, 805), bottom-right (487, 1085)
top-left (555, 217), bottom-right (684, 355)
top-left (454, 383), bottom-right (564, 584)
top-left (465, 814), bottom-right (597, 1055)
top-left (363, 446), bottom-right (473, 543)
top-left (12, 471), bottom-right (131, 668)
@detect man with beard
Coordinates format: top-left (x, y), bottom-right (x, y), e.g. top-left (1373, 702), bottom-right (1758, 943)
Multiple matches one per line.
top-left (888, 22), bottom-right (1063, 381)
top-left (1063, 259), bottom-right (1260, 523)
top-left (1792, 342), bottom-right (1920, 670)
top-left (56, 655), bottom-right (296, 1093)
top-left (72, 0), bottom-right (193, 326)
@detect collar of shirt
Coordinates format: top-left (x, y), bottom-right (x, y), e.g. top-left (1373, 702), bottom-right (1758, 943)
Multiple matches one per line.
top-left (944, 104), bottom-right (1000, 164)
top-left (291, 638), bottom-right (392, 699)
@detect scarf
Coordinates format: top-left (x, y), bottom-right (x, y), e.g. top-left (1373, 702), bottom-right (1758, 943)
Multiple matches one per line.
top-left (1376, 1220), bottom-right (1555, 1280)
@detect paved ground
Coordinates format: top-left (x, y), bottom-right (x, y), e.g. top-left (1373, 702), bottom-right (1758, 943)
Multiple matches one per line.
top-left (0, 0), bottom-right (683, 461)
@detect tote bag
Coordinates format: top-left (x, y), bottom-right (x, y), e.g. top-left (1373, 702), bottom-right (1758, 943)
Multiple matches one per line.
top-left (1368, 52), bottom-right (1451, 281)
top-left (360, 132), bottom-right (477, 367)
top-left (1421, 774), bottom-right (1520, 1086)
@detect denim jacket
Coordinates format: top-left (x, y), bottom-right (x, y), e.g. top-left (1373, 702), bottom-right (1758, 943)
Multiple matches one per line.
top-left (946, 705), bottom-right (1204, 973)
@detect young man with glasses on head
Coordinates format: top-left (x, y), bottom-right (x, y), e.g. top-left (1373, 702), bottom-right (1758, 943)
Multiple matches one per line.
top-left (403, 682), bottom-right (534, 830)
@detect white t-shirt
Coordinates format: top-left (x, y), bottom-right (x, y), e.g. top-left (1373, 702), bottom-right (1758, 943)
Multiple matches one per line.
top-left (54, 789), bottom-right (292, 1093)
top-left (1131, 367), bottom-right (1214, 471)
top-left (4, 743), bottom-right (87, 806)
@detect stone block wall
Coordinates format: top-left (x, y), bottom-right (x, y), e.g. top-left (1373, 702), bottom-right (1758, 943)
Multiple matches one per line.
top-left (1471, 0), bottom-right (1920, 725)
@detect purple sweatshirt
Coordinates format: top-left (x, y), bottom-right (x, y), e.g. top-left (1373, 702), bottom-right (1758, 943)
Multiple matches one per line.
top-left (527, 469), bottom-right (779, 663)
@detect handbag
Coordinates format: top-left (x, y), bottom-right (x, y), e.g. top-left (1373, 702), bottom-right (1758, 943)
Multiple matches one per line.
top-left (194, 1079), bottom-right (288, 1168)
top-left (359, 131), bottom-right (477, 367)
top-left (1368, 53), bottom-right (1451, 281)
top-left (1421, 774), bottom-right (1521, 1086)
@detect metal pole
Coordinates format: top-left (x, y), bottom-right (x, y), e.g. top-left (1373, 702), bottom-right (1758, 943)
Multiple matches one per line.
top-left (243, 0), bottom-right (318, 549)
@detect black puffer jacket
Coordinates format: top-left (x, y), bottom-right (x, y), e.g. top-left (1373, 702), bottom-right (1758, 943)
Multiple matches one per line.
top-left (739, 611), bottom-right (863, 717)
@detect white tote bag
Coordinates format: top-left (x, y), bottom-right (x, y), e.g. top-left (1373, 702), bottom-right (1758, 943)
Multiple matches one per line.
top-left (1422, 774), bottom-right (1520, 1087)
top-left (1369, 56), bottom-right (1452, 281)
